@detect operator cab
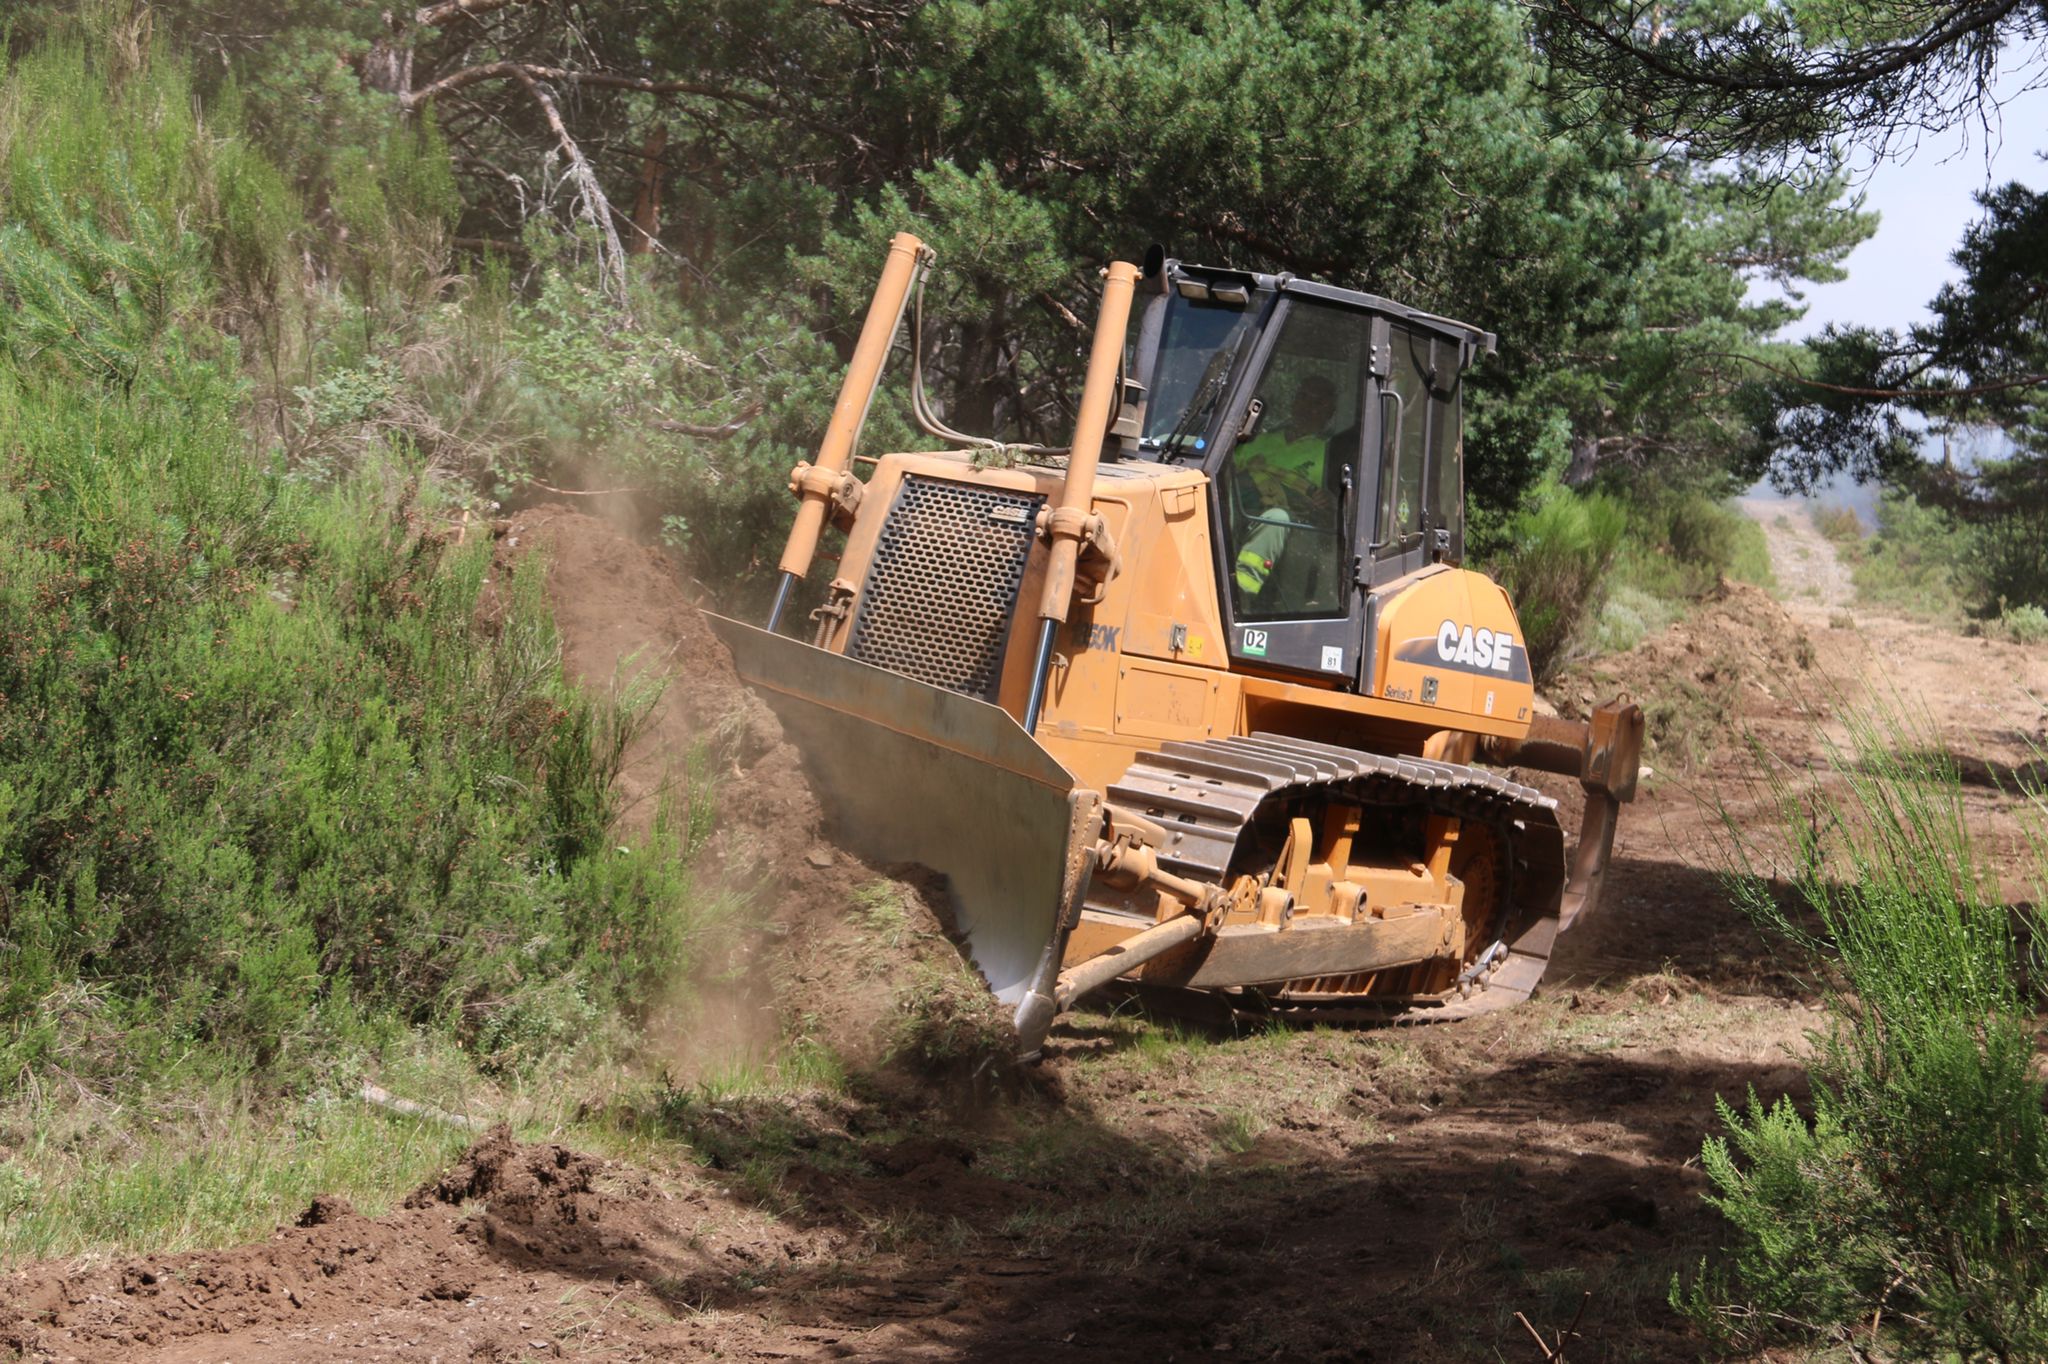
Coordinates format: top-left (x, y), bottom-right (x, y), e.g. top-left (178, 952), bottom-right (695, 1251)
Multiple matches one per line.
top-left (1114, 254), bottom-right (1495, 686)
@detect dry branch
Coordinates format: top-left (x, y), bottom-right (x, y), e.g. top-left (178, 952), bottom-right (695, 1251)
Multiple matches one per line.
top-left (359, 1081), bottom-right (484, 1130)
top-left (1037, 291), bottom-right (1084, 332)
top-left (401, 61), bottom-right (782, 117)
top-left (506, 65), bottom-right (631, 314)
top-left (397, 62), bottom-right (871, 155)
top-left (650, 401), bottom-right (764, 439)
top-left (416, 0), bottom-right (534, 27)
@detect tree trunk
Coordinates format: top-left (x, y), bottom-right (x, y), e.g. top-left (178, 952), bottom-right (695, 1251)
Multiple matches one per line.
top-left (950, 316), bottom-right (1000, 438)
top-left (630, 124), bottom-right (668, 254)
top-left (1564, 434), bottom-right (1600, 487)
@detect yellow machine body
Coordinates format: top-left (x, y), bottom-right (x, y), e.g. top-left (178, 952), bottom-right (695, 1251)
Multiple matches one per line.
top-left (808, 449), bottom-right (1537, 793)
top-left (710, 235), bottom-right (1642, 1051)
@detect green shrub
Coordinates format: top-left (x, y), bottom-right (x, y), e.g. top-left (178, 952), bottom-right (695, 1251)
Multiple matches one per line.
top-left (1809, 503), bottom-right (1863, 544)
top-left (1664, 496), bottom-right (1743, 585)
top-left (1503, 485), bottom-right (1777, 682)
top-left (1839, 481), bottom-right (2047, 623)
top-left (1589, 582), bottom-right (1680, 655)
top-left (1973, 501), bottom-right (2048, 615)
top-left (0, 39), bottom-right (716, 1086)
top-left (0, 35), bottom-right (297, 336)
top-left (1683, 707), bottom-right (2048, 1358)
top-left (1850, 490), bottom-right (1971, 618)
top-left (1996, 601), bottom-right (2048, 645)
top-left (1495, 489), bottom-right (1629, 684)
top-left (1635, 492), bottom-right (1773, 595)
top-left (1720, 511), bottom-right (1776, 590)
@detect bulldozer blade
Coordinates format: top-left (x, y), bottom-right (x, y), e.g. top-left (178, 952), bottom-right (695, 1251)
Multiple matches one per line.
top-left (706, 615), bottom-right (1101, 1050)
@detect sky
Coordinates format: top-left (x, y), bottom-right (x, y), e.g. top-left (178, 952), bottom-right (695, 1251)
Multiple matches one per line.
top-left (1743, 66), bottom-right (2046, 506)
top-left (1783, 69), bottom-right (2048, 340)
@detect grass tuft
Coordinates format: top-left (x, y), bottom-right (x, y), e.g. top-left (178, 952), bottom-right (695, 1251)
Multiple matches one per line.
top-left (0, 1075), bottom-right (472, 1266)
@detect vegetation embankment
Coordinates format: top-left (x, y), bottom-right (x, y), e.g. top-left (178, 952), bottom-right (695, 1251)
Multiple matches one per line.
top-left (0, 41), bottom-right (728, 1260)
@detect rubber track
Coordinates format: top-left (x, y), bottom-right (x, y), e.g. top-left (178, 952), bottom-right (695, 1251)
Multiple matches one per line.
top-left (1098, 732), bottom-right (1570, 1023)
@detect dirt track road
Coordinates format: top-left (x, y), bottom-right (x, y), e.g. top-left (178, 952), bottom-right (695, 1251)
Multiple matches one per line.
top-left (5, 505), bottom-right (2044, 1364)
top-left (1736, 495), bottom-right (1856, 619)
top-left (1736, 496), bottom-right (2047, 893)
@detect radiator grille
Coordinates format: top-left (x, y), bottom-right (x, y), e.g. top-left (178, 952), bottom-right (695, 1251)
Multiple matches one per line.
top-left (846, 476), bottom-right (1043, 701)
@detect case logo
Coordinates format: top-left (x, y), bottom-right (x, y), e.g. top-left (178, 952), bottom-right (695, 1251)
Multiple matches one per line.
top-left (1435, 620), bottom-right (1515, 673)
top-left (1390, 620), bottom-right (1532, 684)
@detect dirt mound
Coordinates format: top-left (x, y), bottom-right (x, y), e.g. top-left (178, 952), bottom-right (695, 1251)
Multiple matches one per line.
top-left (0, 1128), bottom-right (847, 1363)
top-left (1555, 578), bottom-right (1819, 769)
top-left (505, 505), bottom-right (819, 882)
top-left (502, 507), bottom-right (1015, 1078)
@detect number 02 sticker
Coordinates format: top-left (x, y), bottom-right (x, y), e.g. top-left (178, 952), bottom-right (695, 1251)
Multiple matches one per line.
top-left (1241, 628), bottom-right (1268, 657)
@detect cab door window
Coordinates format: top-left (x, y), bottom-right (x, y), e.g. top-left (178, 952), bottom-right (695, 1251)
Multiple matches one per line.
top-left (1375, 344), bottom-right (1428, 553)
top-left (1424, 335), bottom-right (1465, 562)
top-left (1220, 305), bottom-right (1367, 621)
top-left (1374, 327), bottom-right (1465, 565)
top-left (1139, 295), bottom-right (1259, 452)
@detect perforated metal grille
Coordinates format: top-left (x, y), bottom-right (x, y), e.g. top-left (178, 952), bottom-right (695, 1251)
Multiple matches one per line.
top-left (846, 476), bottom-right (1043, 701)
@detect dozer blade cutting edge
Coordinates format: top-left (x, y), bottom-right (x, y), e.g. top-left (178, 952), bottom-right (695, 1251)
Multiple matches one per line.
top-left (707, 614), bottom-right (1099, 1052)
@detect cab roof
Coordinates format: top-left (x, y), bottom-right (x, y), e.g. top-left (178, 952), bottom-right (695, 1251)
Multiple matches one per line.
top-left (1161, 258), bottom-right (1497, 359)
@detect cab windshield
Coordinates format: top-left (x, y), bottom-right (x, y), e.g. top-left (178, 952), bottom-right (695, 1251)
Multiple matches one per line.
top-left (1139, 294), bottom-right (1257, 454)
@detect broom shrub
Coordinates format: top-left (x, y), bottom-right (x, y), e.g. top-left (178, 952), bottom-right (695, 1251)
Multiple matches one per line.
top-left (1678, 706), bottom-right (2048, 1360)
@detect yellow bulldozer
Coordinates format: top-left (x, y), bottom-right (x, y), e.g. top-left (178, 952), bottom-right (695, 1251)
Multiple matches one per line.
top-left (710, 233), bottom-right (1643, 1054)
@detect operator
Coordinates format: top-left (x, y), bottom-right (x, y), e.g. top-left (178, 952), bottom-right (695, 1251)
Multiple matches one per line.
top-left (1233, 373), bottom-right (1339, 598)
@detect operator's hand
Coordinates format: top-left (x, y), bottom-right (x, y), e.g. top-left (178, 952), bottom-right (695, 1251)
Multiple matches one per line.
top-left (1288, 483), bottom-right (1337, 528)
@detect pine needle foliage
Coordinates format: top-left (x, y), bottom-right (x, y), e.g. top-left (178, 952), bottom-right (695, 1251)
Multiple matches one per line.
top-left (1679, 706), bottom-right (2048, 1360)
top-left (0, 161), bottom-right (203, 390)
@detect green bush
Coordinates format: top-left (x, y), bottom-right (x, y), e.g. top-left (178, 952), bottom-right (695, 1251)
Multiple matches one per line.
top-left (0, 33), bottom-right (299, 357)
top-left (1498, 484), bottom-right (1777, 685)
top-left (1626, 491), bottom-right (1774, 597)
top-left (1809, 503), bottom-right (1864, 544)
top-left (0, 39), bottom-right (714, 1084)
top-left (1996, 601), bottom-right (2048, 645)
top-left (1495, 488), bottom-right (1629, 684)
top-left (1972, 500), bottom-right (2048, 615)
top-left (1849, 490), bottom-right (1972, 618)
top-left (1682, 708), bottom-right (2048, 1358)
top-left (1588, 581), bottom-right (1681, 655)
top-left (1664, 496), bottom-right (1747, 587)
top-left (1839, 480), bottom-right (2046, 623)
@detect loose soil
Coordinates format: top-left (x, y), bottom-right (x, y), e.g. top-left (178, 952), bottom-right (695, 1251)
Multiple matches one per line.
top-left (6, 506), bottom-right (2041, 1363)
